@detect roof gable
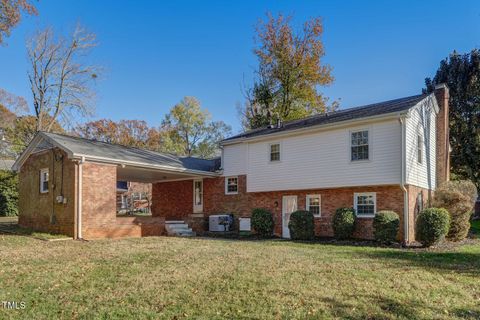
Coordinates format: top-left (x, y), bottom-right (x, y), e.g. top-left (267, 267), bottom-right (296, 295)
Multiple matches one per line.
top-left (13, 132), bottom-right (220, 174)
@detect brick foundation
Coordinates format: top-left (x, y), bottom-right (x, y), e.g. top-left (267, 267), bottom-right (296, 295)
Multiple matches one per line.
top-left (152, 176), bottom-right (411, 240)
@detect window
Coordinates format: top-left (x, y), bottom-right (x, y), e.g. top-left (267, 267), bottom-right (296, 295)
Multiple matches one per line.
top-left (225, 176), bottom-right (238, 194)
top-left (417, 134), bottom-right (423, 164)
top-left (306, 195), bottom-right (321, 217)
top-left (40, 168), bottom-right (49, 193)
top-left (270, 143), bottom-right (281, 162)
top-left (354, 192), bottom-right (376, 217)
top-left (351, 130), bottom-right (369, 161)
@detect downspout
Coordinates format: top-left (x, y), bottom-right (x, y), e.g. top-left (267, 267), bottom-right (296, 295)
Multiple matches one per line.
top-left (400, 117), bottom-right (409, 245)
top-left (77, 156), bottom-right (85, 240)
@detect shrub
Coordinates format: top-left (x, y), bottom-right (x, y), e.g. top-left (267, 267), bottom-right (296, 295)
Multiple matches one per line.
top-left (373, 211), bottom-right (399, 243)
top-left (416, 208), bottom-right (450, 247)
top-left (251, 208), bottom-right (274, 237)
top-left (288, 210), bottom-right (314, 240)
top-left (433, 180), bottom-right (477, 241)
top-left (0, 170), bottom-right (18, 217)
top-left (332, 207), bottom-right (356, 239)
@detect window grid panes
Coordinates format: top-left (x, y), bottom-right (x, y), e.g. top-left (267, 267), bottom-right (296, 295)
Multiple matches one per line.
top-left (270, 144), bottom-right (280, 162)
top-left (307, 195), bottom-right (321, 216)
top-left (355, 194), bottom-right (375, 216)
top-left (351, 131), bottom-right (369, 161)
top-left (40, 169), bottom-right (49, 193)
top-left (226, 177), bottom-right (238, 193)
top-left (417, 134), bottom-right (423, 164)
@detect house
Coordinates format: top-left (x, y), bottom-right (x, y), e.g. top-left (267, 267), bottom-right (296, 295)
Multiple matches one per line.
top-left (13, 84), bottom-right (450, 242)
top-left (0, 159), bottom-right (15, 171)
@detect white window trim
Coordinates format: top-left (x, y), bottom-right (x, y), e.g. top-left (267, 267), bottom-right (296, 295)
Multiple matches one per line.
top-left (268, 142), bottom-right (281, 163)
top-left (417, 133), bottom-right (423, 164)
top-left (40, 168), bottom-right (49, 194)
top-left (349, 129), bottom-right (371, 162)
top-left (306, 194), bottom-right (321, 217)
top-left (353, 192), bottom-right (376, 218)
top-left (225, 176), bottom-right (238, 195)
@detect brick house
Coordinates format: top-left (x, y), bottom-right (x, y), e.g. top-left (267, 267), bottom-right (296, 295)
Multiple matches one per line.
top-left (13, 84), bottom-right (450, 242)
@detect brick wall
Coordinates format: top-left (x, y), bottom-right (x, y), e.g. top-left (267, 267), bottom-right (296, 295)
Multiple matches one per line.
top-left (81, 162), bottom-right (164, 239)
top-left (406, 184), bottom-right (431, 243)
top-left (151, 180), bottom-right (193, 220)
top-left (152, 176), bottom-right (406, 240)
top-left (18, 148), bottom-right (76, 237)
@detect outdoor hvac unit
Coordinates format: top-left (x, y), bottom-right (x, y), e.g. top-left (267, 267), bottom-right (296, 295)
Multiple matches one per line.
top-left (209, 214), bottom-right (232, 232)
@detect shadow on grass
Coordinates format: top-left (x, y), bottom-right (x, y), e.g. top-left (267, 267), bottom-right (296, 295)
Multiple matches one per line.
top-left (363, 249), bottom-right (480, 276)
top-left (321, 294), bottom-right (480, 320)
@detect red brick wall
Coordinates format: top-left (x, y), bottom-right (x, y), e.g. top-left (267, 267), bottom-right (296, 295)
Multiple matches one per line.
top-left (151, 180), bottom-right (193, 220)
top-left (152, 176), bottom-right (406, 240)
top-left (406, 184), bottom-right (431, 243)
top-left (18, 148), bottom-right (76, 237)
top-left (81, 162), bottom-right (164, 239)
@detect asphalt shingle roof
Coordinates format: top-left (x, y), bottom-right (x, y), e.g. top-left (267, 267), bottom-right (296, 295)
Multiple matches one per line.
top-left (42, 132), bottom-right (220, 172)
top-left (223, 94), bottom-right (427, 142)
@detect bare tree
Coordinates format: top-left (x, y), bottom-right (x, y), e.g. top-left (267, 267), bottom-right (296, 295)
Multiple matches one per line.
top-left (27, 25), bottom-right (100, 132)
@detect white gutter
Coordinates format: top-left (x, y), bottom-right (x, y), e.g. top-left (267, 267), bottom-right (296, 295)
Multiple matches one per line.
top-left (77, 156), bottom-right (85, 240)
top-left (71, 154), bottom-right (220, 177)
top-left (399, 117), bottom-right (409, 244)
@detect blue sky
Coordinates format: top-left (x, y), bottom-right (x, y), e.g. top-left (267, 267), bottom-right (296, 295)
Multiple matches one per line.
top-left (0, 0), bottom-right (479, 133)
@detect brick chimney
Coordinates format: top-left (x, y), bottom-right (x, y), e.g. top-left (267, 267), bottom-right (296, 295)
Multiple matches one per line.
top-left (434, 83), bottom-right (450, 187)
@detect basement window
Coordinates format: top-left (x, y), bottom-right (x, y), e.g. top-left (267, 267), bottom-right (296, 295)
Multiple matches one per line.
top-left (354, 192), bottom-right (376, 218)
top-left (306, 194), bottom-right (321, 217)
top-left (40, 168), bottom-right (49, 193)
top-left (225, 176), bottom-right (238, 194)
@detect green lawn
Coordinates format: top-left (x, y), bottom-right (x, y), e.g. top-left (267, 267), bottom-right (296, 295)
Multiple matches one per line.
top-left (1, 235), bottom-right (480, 319)
top-left (471, 220), bottom-right (480, 237)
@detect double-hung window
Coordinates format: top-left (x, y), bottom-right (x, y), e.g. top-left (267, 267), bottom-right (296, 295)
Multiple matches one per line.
top-left (354, 192), bottom-right (376, 217)
top-left (306, 195), bottom-right (321, 217)
top-left (417, 134), bottom-right (423, 164)
top-left (351, 130), bottom-right (369, 161)
top-left (225, 176), bottom-right (238, 194)
top-left (270, 143), bottom-right (281, 162)
top-left (40, 168), bottom-right (49, 193)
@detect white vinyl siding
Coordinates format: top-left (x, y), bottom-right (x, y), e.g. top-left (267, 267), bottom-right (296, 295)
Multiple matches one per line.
top-left (244, 119), bottom-right (401, 192)
top-left (406, 99), bottom-right (436, 190)
top-left (222, 143), bottom-right (247, 176)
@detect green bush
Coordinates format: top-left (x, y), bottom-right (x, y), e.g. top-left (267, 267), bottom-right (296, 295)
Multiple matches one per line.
top-left (416, 208), bottom-right (450, 247)
top-left (288, 210), bottom-right (314, 240)
top-left (0, 170), bottom-right (18, 217)
top-left (251, 208), bottom-right (274, 237)
top-left (373, 211), bottom-right (399, 243)
top-left (433, 180), bottom-right (477, 241)
top-left (333, 207), bottom-right (356, 239)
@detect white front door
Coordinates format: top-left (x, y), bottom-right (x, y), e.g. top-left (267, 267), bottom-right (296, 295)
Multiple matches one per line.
top-left (193, 179), bottom-right (203, 213)
top-left (282, 195), bottom-right (297, 238)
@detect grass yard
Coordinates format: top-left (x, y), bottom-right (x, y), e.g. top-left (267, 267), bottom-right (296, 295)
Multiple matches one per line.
top-left (1, 235), bottom-right (480, 320)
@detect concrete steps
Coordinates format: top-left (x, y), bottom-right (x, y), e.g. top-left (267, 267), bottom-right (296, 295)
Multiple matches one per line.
top-left (165, 221), bottom-right (196, 237)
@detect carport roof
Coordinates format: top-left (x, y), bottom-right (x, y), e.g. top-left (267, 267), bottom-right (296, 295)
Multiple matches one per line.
top-left (13, 132), bottom-right (221, 176)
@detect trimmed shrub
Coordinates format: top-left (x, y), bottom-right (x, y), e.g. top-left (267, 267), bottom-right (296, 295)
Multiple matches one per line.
top-left (373, 211), bottom-right (399, 243)
top-left (288, 210), bottom-right (314, 240)
top-left (333, 207), bottom-right (356, 239)
top-left (416, 208), bottom-right (450, 247)
top-left (433, 180), bottom-right (477, 241)
top-left (251, 208), bottom-right (274, 237)
top-left (0, 170), bottom-right (18, 217)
